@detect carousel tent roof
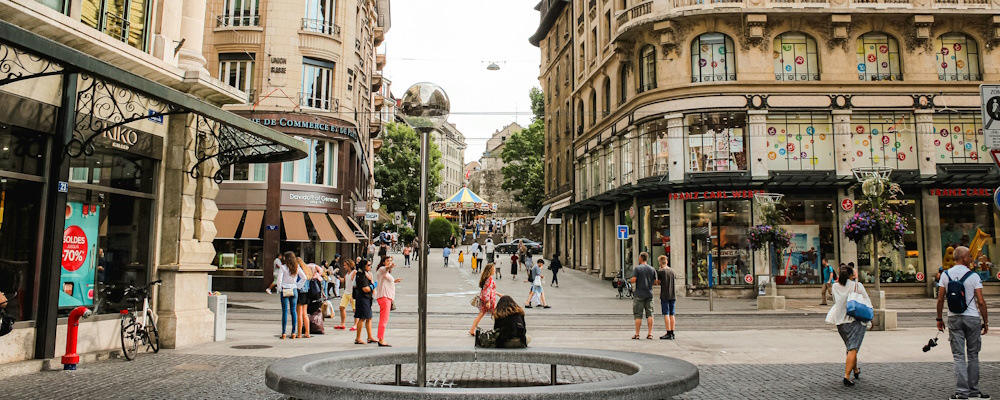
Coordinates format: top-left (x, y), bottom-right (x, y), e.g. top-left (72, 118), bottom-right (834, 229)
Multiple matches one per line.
top-left (443, 186), bottom-right (487, 204)
top-left (432, 185), bottom-right (498, 214)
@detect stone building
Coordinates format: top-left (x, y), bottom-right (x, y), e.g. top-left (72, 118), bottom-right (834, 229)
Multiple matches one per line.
top-left (203, 0), bottom-right (389, 289)
top-left (432, 121), bottom-right (467, 199)
top-left (531, 0), bottom-right (1000, 300)
top-left (469, 122), bottom-right (532, 217)
top-left (0, 0), bottom-right (305, 363)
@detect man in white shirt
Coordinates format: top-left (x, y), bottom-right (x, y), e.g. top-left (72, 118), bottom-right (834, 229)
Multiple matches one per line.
top-left (485, 238), bottom-right (496, 264)
top-left (937, 246), bottom-right (990, 400)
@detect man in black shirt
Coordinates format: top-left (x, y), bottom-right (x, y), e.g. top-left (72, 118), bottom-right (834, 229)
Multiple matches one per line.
top-left (630, 252), bottom-right (659, 340)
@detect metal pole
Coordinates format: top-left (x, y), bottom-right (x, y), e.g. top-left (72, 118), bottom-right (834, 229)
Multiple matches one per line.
top-left (417, 127), bottom-right (431, 387)
top-left (873, 234), bottom-right (880, 292)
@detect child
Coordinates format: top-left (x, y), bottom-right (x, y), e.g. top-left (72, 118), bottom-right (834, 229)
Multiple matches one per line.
top-left (510, 253), bottom-right (518, 281)
top-left (458, 251), bottom-right (465, 269)
top-left (443, 246), bottom-right (452, 268)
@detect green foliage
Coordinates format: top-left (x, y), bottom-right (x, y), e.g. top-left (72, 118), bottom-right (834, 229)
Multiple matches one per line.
top-left (374, 122), bottom-right (445, 216)
top-left (500, 119), bottom-right (545, 213)
top-left (428, 217), bottom-right (454, 248)
top-left (529, 87), bottom-right (544, 121)
top-left (399, 226), bottom-right (416, 245)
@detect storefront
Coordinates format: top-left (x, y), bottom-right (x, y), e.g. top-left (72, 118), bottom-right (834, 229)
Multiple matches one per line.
top-left (934, 189), bottom-right (1000, 284)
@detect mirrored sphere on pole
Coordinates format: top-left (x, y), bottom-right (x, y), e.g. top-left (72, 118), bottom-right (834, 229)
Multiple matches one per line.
top-left (400, 82), bottom-right (450, 130)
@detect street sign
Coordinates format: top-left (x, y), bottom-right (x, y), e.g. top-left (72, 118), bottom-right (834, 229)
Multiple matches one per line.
top-left (616, 225), bottom-right (628, 240)
top-left (354, 201), bottom-right (367, 216)
top-left (364, 212), bottom-right (379, 221)
top-left (546, 218), bottom-right (562, 225)
top-left (265, 225), bottom-right (279, 231)
top-left (394, 211), bottom-right (402, 225)
top-left (372, 200), bottom-right (381, 210)
top-left (916, 272), bottom-right (925, 282)
top-left (841, 198), bottom-right (854, 212)
top-left (994, 185), bottom-right (1000, 212)
top-left (980, 84), bottom-right (1000, 148)
top-left (57, 181), bottom-right (68, 193)
top-left (744, 274), bottom-right (753, 284)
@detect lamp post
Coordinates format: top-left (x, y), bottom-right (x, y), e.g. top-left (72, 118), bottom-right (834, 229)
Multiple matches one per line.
top-left (399, 82), bottom-right (450, 388)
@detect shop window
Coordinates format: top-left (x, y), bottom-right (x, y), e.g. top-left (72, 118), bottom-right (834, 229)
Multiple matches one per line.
top-left (81, 0), bottom-right (150, 51)
top-left (301, 58), bottom-right (336, 111)
top-left (605, 143), bottom-right (615, 191)
top-left (691, 33), bottom-right (736, 83)
top-left (848, 112), bottom-right (917, 170)
top-left (771, 199), bottom-right (839, 285)
top-left (686, 200), bottom-right (752, 287)
top-left (856, 32), bottom-right (902, 81)
top-left (940, 198), bottom-right (999, 282)
top-left (638, 119), bottom-right (669, 178)
top-left (0, 126), bottom-right (46, 176)
top-left (0, 127), bottom-right (45, 322)
top-left (686, 112), bottom-right (747, 172)
top-left (765, 112), bottom-right (835, 171)
top-left (932, 113), bottom-right (986, 164)
top-left (773, 32), bottom-right (820, 81)
top-left (220, 0), bottom-right (260, 26)
top-left (640, 203), bottom-right (671, 266)
top-left (590, 153), bottom-right (601, 195)
top-left (281, 139), bottom-right (338, 185)
top-left (218, 53), bottom-right (255, 101)
top-left (935, 33), bottom-right (981, 81)
top-left (857, 199), bottom-right (923, 284)
top-left (637, 45), bottom-right (657, 93)
top-left (303, 0), bottom-right (338, 35)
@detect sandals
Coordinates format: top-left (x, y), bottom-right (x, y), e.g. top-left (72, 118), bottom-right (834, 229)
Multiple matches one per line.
top-left (368, 339), bottom-right (377, 343)
top-left (632, 335), bottom-right (640, 340)
top-left (354, 340), bottom-right (366, 345)
top-left (349, 327), bottom-right (357, 331)
top-left (378, 342), bottom-right (392, 347)
top-left (647, 334), bottom-right (653, 340)
top-left (280, 334), bottom-right (287, 339)
top-left (334, 325), bottom-right (346, 330)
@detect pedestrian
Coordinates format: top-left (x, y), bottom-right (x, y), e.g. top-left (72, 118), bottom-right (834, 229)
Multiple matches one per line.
top-left (824, 264), bottom-right (870, 387)
top-left (937, 246), bottom-right (990, 400)
top-left (471, 241), bottom-right (481, 272)
top-left (517, 241), bottom-right (527, 271)
top-left (524, 259), bottom-right (551, 309)
top-left (277, 251), bottom-right (305, 339)
top-left (403, 244), bottom-right (412, 267)
top-left (820, 259), bottom-right (835, 305)
top-left (295, 257), bottom-right (315, 338)
top-left (330, 255), bottom-right (342, 297)
top-left (470, 263), bottom-right (500, 336)
top-left (266, 254), bottom-right (283, 293)
top-left (548, 253), bottom-right (562, 288)
top-left (378, 241), bottom-right (388, 264)
top-left (510, 253), bottom-right (518, 280)
top-left (334, 260), bottom-right (356, 330)
top-left (935, 266), bottom-right (945, 299)
top-left (443, 245), bottom-right (453, 268)
top-left (354, 259), bottom-right (376, 344)
top-left (485, 238), bottom-right (496, 264)
top-left (493, 295), bottom-right (529, 348)
top-left (458, 250), bottom-right (465, 269)
top-left (524, 246), bottom-right (533, 271)
top-left (656, 255), bottom-right (676, 340)
top-left (367, 240), bottom-right (376, 262)
top-left (413, 237), bottom-right (420, 261)
top-left (630, 252), bottom-right (658, 340)
top-left (375, 256), bottom-right (401, 347)
top-left (391, 231), bottom-right (399, 252)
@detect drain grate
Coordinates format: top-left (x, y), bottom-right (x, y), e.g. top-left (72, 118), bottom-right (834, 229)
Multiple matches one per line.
top-left (230, 345), bottom-right (273, 350)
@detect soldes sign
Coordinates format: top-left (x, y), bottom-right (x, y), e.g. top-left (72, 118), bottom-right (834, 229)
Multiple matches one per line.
top-left (62, 225), bottom-right (88, 272)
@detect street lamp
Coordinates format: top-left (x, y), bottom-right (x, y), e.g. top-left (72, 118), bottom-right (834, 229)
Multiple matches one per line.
top-left (399, 82), bottom-right (450, 388)
top-left (852, 166), bottom-right (893, 293)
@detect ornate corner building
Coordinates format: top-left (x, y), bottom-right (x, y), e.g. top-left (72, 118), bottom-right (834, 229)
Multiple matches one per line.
top-left (203, 0), bottom-right (390, 289)
top-left (531, 0), bottom-right (1000, 299)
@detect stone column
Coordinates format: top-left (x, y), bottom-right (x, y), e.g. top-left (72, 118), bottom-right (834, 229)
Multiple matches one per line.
top-left (177, 0), bottom-right (209, 72)
top-left (922, 191), bottom-right (942, 296)
top-left (833, 110), bottom-right (853, 177)
top-left (666, 113), bottom-right (684, 182)
top-left (915, 110), bottom-right (936, 176)
top-left (748, 110), bottom-right (768, 179)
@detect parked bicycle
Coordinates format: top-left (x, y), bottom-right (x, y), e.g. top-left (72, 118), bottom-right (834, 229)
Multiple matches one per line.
top-left (612, 267), bottom-right (633, 299)
top-left (102, 280), bottom-right (161, 360)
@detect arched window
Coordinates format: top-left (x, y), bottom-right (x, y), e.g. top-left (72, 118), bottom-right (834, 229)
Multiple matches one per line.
top-left (856, 32), bottom-right (902, 81)
top-left (618, 68), bottom-right (628, 105)
top-left (637, 45), bottom-right (657, 93)
top-left (603, 78), bottom-right (611, 117)
top-left (691, 33), bottom-right (736, 83)
top-left (590, 91), bottom-right (597, 126)
top-left (935, 33), bottom-right (981, 81)
top-left (577, 100), bottom-right (584, 135)
top-left (773, 32), bottom-right (819, 81)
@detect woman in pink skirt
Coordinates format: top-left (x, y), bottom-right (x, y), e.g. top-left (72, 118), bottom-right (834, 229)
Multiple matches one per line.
top-left (469, 263), bottom-right (500, 336)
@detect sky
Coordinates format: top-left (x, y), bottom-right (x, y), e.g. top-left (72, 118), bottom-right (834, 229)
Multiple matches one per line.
top-left (383, 0), bottom-right (541, 164)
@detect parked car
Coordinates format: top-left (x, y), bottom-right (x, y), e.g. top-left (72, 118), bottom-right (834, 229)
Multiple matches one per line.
top-left (495, 239), bottom-right (543, 255)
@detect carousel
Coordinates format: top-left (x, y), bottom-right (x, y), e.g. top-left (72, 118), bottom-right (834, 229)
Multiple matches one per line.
top-left (432, 185), bottom-right (498, 225)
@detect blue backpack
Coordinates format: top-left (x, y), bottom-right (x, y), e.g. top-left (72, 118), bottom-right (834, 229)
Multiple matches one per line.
top-left (946, 270), bottom-right (975, 314)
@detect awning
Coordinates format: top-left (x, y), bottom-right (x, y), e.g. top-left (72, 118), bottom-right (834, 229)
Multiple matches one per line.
top-left (307, 212), bottom-right (340, 243)
top-left (346, 216), bottom-right (368, 240)
top-left (329, 214), bottom-right (361, 244)
top-left (531, 204), bottom-right (551, 225)
top-left (281, 212), bottom-right (309, 242)
top-left (214, 210), bottom-right (245, 240)
top-left (240, 210), bottom-right (264, 240)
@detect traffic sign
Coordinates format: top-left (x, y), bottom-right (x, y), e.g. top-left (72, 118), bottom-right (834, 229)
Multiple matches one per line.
top-left (980, 85), bottom-right (1000, 148)
top-left (364, 212), bottom-right (379, 221)
top-left (372, 200), bottom-right (381, 210)
top-left (394, 211), bottom-right (402, 225)
top-left (616, 225), bottom-right (628, 240)
top-left (916, 272), bottom-right (925, 282)
top-left (841, 198), bottom-right (854, 212)
top-left (994, 185), bottom-right (1000, 212)
top-left (744, 274), bottom-right (753, 284)
top-left (373, 189), bottom-right (383, 198)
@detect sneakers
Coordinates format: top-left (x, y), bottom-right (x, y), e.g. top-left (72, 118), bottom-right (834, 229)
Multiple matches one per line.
top-left (972, 393), bottom-right (991, 400)
top-left (524, 304), bottom-right (533, 308)
top-left (659, 333), bottom-right (671, 340)
top-left (951, 394), bottom-right (969, 399)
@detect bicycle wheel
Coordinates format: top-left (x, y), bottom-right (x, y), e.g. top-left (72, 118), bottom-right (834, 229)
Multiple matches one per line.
top-left (146, 310), bottom-right (160, 353)
top-left (120, 319), bottom-right (139, 361)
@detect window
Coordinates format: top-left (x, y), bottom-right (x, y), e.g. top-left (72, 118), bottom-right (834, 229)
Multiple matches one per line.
top-left (605, 11), bottom-right (612, 42)
top-left (81, 0), bottom-right (150, 50)
top-left (303, 0), bottom-right (338, 35)
top-left (281, 138), bottom-right (340, 185)
top-left (621, 137), bottom-right (633, 184)
top-left (765, 113), bottom-right (835, 171)
top-left (619, 68), bottom-right (628, 105)
top-left (605, 143), bottom-right (615, 191)
top-left (220, 0), bottom-right (259, 26)
top-left (691, 33), bottom-right (736, 83)
top-left (301, 58), bottom-right (335, 110)
top-left (218, 53), bottom-right (254, 99)
top-left (577, 162), bottom-right (587, 200)
top-left (932, 112), bottom-right (986, 164)
top-left (935, 33), bottom-right (981, 81)
top-left (686, 112), bottom-right (747, 172)
top-left (603, 78), bottom-right (611, 116)
top-left (773, 32), bottom-right (819, 81)
top-left (591, 153), bottom-right (601, 195)
top-left (577, 101), bottom-right (584, 135)
top-left (848, 112), bottom-right (917, 170)
top-left (857, 32), bottom-right (902, 81)
top-left (590, 92), bottom-right (597, 126)
top-left (219, 163), bottom-right (267, 181)
top-left (637, 45), bottom-right (656, 93)
top-left (639, 119), bottom-right (669, 178)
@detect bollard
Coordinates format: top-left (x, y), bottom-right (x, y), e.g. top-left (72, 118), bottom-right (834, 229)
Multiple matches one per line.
top-left (61, 306), bottom-right (93, 370)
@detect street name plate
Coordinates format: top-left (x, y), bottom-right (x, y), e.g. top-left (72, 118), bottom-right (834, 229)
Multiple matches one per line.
top-left (365, 212), bottom-right (379, 221)
top-left (981, 84), bottom-right (1000, 148)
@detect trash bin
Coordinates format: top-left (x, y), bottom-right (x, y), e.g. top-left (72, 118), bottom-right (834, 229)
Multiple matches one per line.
top-left (207, 294), bottom-right (227, 342)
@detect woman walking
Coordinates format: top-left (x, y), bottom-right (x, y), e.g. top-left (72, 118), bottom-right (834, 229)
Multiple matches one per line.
top-left (403, 244), bottom-right (412, 267)
top-left (277, 251), bottom-right (305, 339)
top-left (335, 260), bottom-right (356, 330)
top-left (825, 265), bottom-right (871, 386)
top-left (549, 253), bottom-right (562, 288)
top-left (295, 257), bottom-right (314, 338)
top-left (517, 241), bottom-right (527, 272)
top-left (469, 263), bottom-right (500, 336)
top-left (375, 256), bottom-right (401, 347)
top-left (354, 259), bottom-right (376, 344)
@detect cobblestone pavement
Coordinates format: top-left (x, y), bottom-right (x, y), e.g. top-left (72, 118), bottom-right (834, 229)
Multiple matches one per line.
top-left (6, 351), bottom-right (1000, 399)
top-left (321, 361), bottom-right (625, 387)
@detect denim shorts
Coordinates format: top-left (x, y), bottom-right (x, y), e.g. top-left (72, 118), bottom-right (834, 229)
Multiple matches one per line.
top-left (661, 299), bottom-right (676, 316)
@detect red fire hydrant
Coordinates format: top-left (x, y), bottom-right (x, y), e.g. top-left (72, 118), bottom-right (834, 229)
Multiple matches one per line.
top-left (61, 306), bottom-right (92, 370)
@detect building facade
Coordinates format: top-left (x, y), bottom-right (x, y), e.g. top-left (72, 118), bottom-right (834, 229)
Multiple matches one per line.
top-left (532, 0), bottom-right (1000, 298)
top-left (204, 0), bottom-right (390, 289)
top-left (469, 122), bottom-right (533, 217)
top-left (432, 121), bottom-right (467, 199)
top-left (0, 0), bottom-right (304, 363)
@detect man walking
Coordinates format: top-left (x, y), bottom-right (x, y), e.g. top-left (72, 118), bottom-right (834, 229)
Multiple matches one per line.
top-left (656, 255), bottom-right (676, 340)
top-left (524, 259), bottom-right (551, 308)
top-left (937, 246), bottom-right (990, 400)
top-left (820, 259), bottom-right (835, 305)
top-left (630, 252), bottom-right (659, 340)
top-left (485, 238), bottom-right (496, 264)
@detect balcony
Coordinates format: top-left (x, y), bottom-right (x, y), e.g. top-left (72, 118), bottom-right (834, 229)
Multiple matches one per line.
top-left (374, 15), bottom-right (386, 46)
top-left (214, 15), bottom-right (263, 46)
top-left (376, 53), bottom-right (386, 70)
top-left (933, 0), bottom-right (991, 7)
top-left (371, 71), bottom-right (383, 91)
top-left (373, 138), bottom-right (383, 153)
top-left (849, 0), bottom-right (912, 7)
top-left (216, 14), bottom-right (260, 28)
top-left (373, 93), bottom-right (384, 111)
top-left (301, 18), bottom-right (341, 39)
top-left (299, 93), bottom-right (339, 112)
top-left (616, 1), bottom-right (651, 28)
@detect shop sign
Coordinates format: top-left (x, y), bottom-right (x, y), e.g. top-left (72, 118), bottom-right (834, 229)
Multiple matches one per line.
top-left (744, 274), bottom-right (753, 284)
top-left (354, 201), bottom-right (367, 216)
top-left (916, 272), bottom-right (924, 282)
top-left (668, 190), bottom-right (764, 200)
top-left (841, 198), bottom-right (854, 212)
top-left (288, 192), bottom-right (340, 205)
top-left (92, 123), bottom-right (161, 159)
top-left (365, 212), bottom-right (379, 221)
top-left (929, 188), bottom-right (992, 197)
top-left (710, 249), bottom-right (749, 257)
top-left (59, 202), bottom-right (100, 308)
top-left (251, 117), bottom-right (359, 141)
top-left (269, 57), bottom-right (287, 74)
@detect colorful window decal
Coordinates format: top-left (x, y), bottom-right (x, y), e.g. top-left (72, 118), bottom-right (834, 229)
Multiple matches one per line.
top-left (932, 113), bottom-right (986, 164)
top-left (935, 33), bottom-right (981, 81)
top-left (691, 33), bottom-right (736, 83)
top-left (848, 113), bottom-right (917, 170)
top-left (856, 32), bottom-right (902, 82)
top-left (773, 32), bottom-right (820, 82)
top-left (766, 113), bottom-right (834, 171)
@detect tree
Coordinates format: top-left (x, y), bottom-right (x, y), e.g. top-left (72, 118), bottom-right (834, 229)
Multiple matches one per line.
top-left (529, 87), bottom-right (544, 121)
top-left (500, 119), bottom-right (545, 213)
top-left (374, 122), bottom-right (444, 215)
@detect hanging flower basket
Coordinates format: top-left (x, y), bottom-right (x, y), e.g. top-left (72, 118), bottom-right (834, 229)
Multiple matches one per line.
top-left (748, 225), bottom-right (792, 253)
top-left (842, 210), bottom-right (907, 249)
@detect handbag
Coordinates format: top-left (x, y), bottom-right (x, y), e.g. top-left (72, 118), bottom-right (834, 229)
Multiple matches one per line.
top-left (846, 282), bottom-right (874, 322)
top-left (470, 295), bottom-right (481, 308)
top-left (533, 275), bottom-right (542, 287)
top-left (475, 328), bottom-right (500, 348)
top-left (281, 288), bottom-right (295, 297)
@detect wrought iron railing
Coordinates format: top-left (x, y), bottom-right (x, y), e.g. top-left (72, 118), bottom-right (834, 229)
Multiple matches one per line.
top-left (299, 92), bottom-right (338, 111)
top-left (103, 13), bottom-right (129, 43)
top-left (217, 14), bottom-right (260, 27)
top-left (302, 18), bottom-right (341, 37)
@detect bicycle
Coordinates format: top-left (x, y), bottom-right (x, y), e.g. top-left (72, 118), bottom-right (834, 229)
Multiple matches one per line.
top-left (613, 267), bottom-right (633, 299)
top-left (112, 280), bottom-right (162, 360)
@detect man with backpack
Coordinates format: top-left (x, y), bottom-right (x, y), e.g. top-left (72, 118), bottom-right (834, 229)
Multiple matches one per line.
top-left (937, 246), bottom-right (990, 400)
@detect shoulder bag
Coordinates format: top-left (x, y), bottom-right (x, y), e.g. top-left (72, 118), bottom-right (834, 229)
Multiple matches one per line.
top-left (845, 282), bottom-right (874, 322)
top-left (470, 295), bottom-right (481, 308)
